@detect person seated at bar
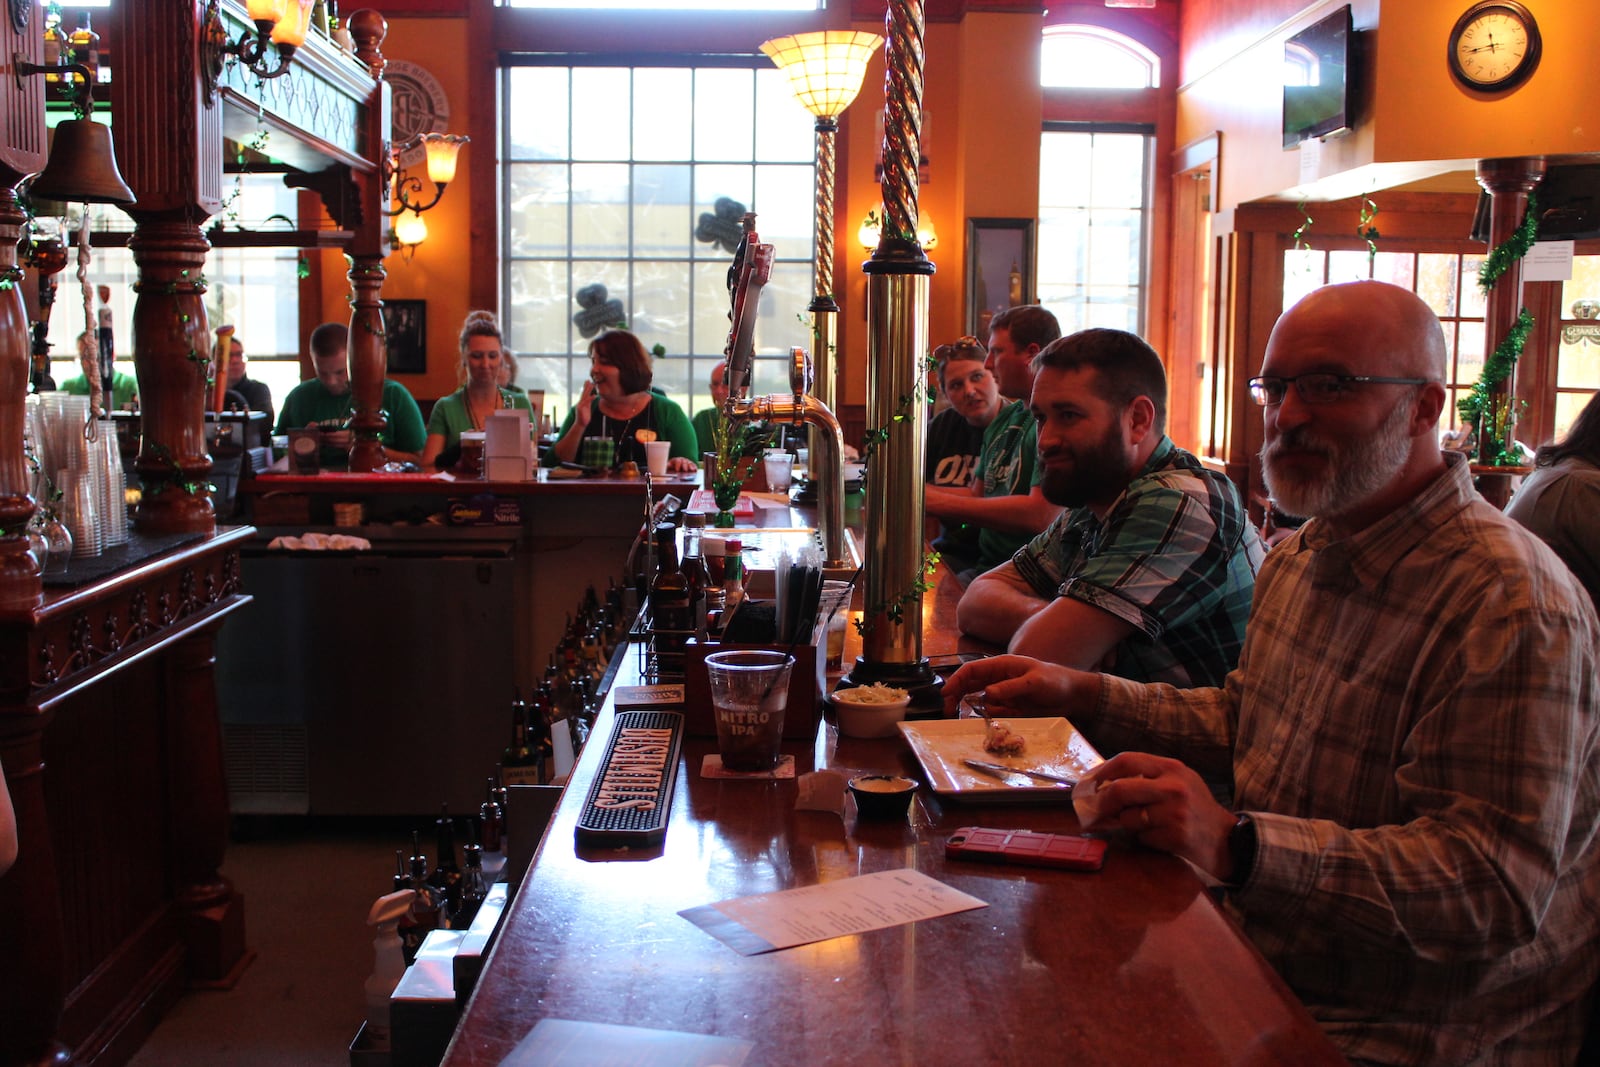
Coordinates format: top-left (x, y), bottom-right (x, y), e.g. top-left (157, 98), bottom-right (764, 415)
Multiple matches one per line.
top-left (546, 329), bottom-right (698, 472)
top-left (946, 281), bottom-right (1600, 1066)
top-left (957, 328), bottom-right (1262, 687)
top-left (923, 336), bottom-right (998, 577)
top-left (1505, 388), bottom-right (1600, 611)
top-left (924, 309), bottom-right (1065, 582)
top-left (421, 311), bottom-right (535, 470)
top-left (0, 756), bottom-right (15, 878)
top-left (59, 332), bottom-right (138, 410)
top-left (276, 322), bottom-right (426, 465)
top-left (220, 329), bottom-right (275, 429)
top-left (497, 350), bottom-right (527, 395)
top-left (691, 359), bottom-right (730, 458)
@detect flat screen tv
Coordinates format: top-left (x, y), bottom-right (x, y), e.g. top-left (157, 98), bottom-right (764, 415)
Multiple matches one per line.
top-left (1283, 5), bottom-right (1353, 150)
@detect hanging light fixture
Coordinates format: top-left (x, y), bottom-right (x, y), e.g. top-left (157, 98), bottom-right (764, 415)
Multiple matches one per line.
top-left (384, 133), bottom-right (470, 216)
top-left (12, 55), bottom-right (135, 207)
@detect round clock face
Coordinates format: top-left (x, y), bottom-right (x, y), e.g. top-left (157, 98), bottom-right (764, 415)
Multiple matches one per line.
top-left (1448, 2), bottom-right (1541, 91)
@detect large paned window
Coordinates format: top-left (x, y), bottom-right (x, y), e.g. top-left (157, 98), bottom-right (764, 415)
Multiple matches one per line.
top-left (1285, 249), bottom-right (1600, 441)
top-left (1038, 25), bottom-right (1156, 337)
top-left (502, 62), bottom-right (815, 423)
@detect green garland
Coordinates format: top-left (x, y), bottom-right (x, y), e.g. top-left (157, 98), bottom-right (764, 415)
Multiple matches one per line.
top-left (1458, 193), bottom-right (1539, 466)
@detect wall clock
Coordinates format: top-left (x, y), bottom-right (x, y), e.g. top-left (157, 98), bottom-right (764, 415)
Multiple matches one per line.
top-left (1447, 1), bottom-right (1541, 92)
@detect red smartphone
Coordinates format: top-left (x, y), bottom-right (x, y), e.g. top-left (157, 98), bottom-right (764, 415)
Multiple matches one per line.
top-left (945, 827), bottom-right (1107, 871)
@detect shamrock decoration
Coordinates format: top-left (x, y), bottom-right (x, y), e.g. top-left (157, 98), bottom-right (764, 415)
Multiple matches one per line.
top-left (695, 197), bottom-right (747, 255)
top-left (573, 283), bottom-right (627, 339)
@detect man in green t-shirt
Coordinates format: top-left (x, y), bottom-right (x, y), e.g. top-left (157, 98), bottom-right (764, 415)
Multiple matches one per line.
top-left (276, 322), bottom-right (426, 465)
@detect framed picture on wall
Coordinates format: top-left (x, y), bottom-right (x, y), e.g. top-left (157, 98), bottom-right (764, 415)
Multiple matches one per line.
top-left (965, 218), bottom-right (1036, 338)
top-left (382, 299), bottom-right (426, 374)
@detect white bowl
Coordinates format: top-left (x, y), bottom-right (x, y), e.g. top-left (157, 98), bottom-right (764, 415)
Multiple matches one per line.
top-left (831, 685), bottom-right (913, 739)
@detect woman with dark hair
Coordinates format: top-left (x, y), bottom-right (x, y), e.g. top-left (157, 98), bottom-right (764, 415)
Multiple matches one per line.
top-left (547, 329), bottom-right (697, 471)
top-left (1505, 390), bottom-right (1600, 610)
top-left (421, 311), bottom-right (535, 469)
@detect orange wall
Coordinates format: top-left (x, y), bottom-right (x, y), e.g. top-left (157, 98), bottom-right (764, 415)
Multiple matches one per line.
top-left (317, 15), bottom-right (474, 403)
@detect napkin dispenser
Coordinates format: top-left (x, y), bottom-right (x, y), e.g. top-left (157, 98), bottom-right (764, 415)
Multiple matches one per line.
top-left (682, 631), bottom-right (825, 741)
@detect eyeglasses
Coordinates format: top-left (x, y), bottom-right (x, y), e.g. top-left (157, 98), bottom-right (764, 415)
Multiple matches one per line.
top-left (1248, 373), bottom-right (1432, 407)
top-left (933, 336), bottom-right (985, 363)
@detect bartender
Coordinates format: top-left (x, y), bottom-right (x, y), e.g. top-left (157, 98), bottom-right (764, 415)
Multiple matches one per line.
top-left (546, 329), bottom-right (698, 472)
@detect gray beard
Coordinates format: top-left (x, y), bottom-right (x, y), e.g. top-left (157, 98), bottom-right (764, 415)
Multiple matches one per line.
top-left (1261, 395), bottom-right (1414, 520)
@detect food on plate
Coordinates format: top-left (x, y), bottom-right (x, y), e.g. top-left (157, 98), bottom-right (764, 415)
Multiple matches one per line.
top-left (983, 719), bottom-right (1027, 756)
top-left (832, 683), bottom-right (909, 705)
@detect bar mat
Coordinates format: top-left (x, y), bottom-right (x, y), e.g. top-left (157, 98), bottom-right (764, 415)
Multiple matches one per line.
top-left (574, 710), bottom-right (684, 849)
top-left (42, 529), bottom-right (208, 589)
top-left (700, 754), bottom-right (796, 780)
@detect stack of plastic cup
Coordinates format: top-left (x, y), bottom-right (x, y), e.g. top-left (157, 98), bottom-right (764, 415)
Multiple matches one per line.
top-left (97, 423), bottom-right (128, 546)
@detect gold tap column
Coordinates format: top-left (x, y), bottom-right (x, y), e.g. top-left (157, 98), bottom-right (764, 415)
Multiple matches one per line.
top-left (848, 0), bottom-right (937, 698)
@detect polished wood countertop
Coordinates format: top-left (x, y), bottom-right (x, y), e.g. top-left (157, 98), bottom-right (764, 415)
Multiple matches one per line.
top-left (439, 629), bottom-right (1344, 1065)
top-left (243, 469), bottom-right (705, 497)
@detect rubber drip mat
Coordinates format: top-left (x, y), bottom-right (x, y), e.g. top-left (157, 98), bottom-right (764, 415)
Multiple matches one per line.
top-left (574, 710), bottom-right (684, 849)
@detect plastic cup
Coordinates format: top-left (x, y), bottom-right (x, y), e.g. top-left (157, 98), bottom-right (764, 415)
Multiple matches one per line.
top-left (762, 452), bottom-right (793, 492)
top-left (644, 440), bottom-right (671, 476)
top-left (705, 650), bottom-right (794, 771)
top-left (578, 436), bottom-right (615, 470)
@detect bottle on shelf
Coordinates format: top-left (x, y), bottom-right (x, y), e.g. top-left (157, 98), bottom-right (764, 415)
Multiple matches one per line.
top-left (649, 521), bottom-right (693, 661)
top-left (68, 12), bottom-right (99, 81)
top-left (456, 843), bottom-right (489, 929)
top-left (491, 780), bottom-right (511, 841)
top-left (501, 688), bottom-right (541, 787)
top-left (404, 832), bottom-right (439, 962)
top-left (716, 538), bottom-right (745, 633)
top-left (479, 777), bottom-right (505, 853)
top-left (681, 513), bottom-right (710, 641)
top-left (42, 10), bottom-right (65, 78)
top-left (430, 806), bottom-right (463, 924)
top-left (528, 681), bottom-right (556, 782)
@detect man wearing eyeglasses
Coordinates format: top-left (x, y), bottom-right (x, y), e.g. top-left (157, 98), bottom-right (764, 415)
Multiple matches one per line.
top-left (923, 337), bottom-right (1000, 575)
top-left (945, 281), bottom-right (1600, 1066)
top-left (957, 327), bottom-right (1262, 689)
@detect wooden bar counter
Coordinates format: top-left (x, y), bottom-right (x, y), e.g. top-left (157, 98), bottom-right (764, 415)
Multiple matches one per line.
top-left (438, 565), bottom-right (1345, 1066)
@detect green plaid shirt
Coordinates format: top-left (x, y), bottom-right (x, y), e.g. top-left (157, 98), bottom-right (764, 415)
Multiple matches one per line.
top-left (1011, 437), bottom-right (1262, 687)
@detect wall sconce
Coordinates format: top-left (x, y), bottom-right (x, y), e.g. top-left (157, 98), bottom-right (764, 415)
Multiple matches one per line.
top-left (858, 205), bottom-right (935, 251)
top-left (201, 0), bottom-right (313, 103)
top-left (384, 133), bottom-right (469, 216)
top-left (1563, 299), bottom-right (1600, 346)
top-left (12, 55), bottom-right (135, 206)
top-left (389, 210), bottom-right (428, 262)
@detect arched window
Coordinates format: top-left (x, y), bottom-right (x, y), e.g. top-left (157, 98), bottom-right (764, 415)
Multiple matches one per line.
top-left (1041, 25), bottom-right (1159, 90)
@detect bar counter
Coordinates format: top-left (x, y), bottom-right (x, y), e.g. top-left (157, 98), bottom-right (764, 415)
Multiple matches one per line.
top-left (439, 567), bottom-right (1346, 1065)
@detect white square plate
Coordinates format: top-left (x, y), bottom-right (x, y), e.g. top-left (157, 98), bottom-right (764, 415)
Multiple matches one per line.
top-left (897, 717), bottom-right (1103, 802)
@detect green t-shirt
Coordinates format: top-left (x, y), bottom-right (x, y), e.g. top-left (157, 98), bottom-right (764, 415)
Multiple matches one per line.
top-left (426, 387), bottom-right (535, 452)
top-left (275, 378), bottom-right (427, 455)
top-left (972, 399), bottom-right (1042, 571)
top-left (61, 370), bottom-right (138, 409)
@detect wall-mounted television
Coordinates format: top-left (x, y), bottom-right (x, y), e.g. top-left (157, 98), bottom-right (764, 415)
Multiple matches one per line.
top-left (1470, 164), bottom-right (1600, 244)
top-left (1283, 5), bottom-right (1353, 150)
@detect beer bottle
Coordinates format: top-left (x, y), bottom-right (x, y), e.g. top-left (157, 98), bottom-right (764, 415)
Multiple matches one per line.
top-left (456, 843), bottom-right (489, 929)
top-left (478, 777), bottom-right (505, 853)
top-left (430, 805), bottom-right (462, 921)
top-left (649, 522), bottom-right (693, 658)
top-left (500, 690), bottom-right (541, 787)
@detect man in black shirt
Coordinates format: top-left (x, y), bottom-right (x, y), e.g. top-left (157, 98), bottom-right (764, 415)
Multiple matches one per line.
top-left (223, 332), bottom-right (275, 430)
top-left (924, 337), bottom-right (1000, 576)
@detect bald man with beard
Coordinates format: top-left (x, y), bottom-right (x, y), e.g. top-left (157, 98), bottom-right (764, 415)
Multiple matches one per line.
top-left (945, 281), bottom-right (1600, 1066)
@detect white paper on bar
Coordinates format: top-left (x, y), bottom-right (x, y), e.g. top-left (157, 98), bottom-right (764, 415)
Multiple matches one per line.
top-left (485, 408), bottom-right (531, 458)
top-left (680, 868), bottom-right (986, 955)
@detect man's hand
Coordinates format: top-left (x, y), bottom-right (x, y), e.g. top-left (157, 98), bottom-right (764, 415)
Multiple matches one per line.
top-left (1078, 752), bottom-right (1236, 880)
top-left (942, 654), bottom-right (1092, 718)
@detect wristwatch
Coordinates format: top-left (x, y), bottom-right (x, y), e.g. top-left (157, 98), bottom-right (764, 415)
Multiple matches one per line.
top-left (1228, 813), bottom-right (1257, 886)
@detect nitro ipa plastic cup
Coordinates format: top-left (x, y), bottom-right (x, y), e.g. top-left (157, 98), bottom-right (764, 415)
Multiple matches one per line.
top-left (705, 649), bottom-right (794, 771)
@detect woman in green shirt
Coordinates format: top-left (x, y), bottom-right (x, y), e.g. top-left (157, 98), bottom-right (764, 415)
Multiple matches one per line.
top-left (421, 310), bottom-right (533, 469)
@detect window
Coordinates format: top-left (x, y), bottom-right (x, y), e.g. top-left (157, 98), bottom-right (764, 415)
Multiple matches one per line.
top-left (1556, 259), bottom-right (1600, 440)
top-left (503, 62), bottom-right (815, 423)
top-left (1037, 25), bottom-right (1157, 338)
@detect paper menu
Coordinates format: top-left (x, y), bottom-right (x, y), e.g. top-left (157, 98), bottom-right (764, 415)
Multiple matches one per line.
top-left (680, 869), bottom-right (987, 956)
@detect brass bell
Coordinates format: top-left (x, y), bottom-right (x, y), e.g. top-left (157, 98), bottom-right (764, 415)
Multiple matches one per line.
top-left (29, 118), bottom-right (136, 208)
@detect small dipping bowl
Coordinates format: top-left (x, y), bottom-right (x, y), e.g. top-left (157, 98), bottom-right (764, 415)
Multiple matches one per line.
top-left (847, 775), bottom-right (919, 819)
top-left (831, 684), bottom-right (912, 739)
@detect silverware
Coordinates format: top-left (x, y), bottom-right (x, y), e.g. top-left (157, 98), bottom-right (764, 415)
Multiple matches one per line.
top-left (962, 759), bottom-right (1076, 789)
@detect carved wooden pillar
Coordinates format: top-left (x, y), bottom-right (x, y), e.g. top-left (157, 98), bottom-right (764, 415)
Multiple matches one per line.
top-left (1474, 157), bottom-right (1544, 508)
top-left (165, 630), bottom-right (247, 983)
top-left (347, 9), bottom-right (392, 473)
top-left (113, 0), bottom-right (223, 533)
top-left (0, 16), bottom-right (49, 610)
top-left (0, 729), bottom-right (70, 1066)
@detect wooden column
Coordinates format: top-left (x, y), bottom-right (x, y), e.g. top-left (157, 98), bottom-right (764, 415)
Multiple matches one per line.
top-left (1474, 157), bottom-right (1545, 508)
top-left (0, 727), bottom-right (69, 1066)
top-left (114, 0), bottom-right (223, 534)
top-left (346, 10), bottom-right (392, 473)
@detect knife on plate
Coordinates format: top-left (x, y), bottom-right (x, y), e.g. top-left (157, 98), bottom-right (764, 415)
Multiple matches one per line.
top-left (963, 759), bottom-right (1076, 788)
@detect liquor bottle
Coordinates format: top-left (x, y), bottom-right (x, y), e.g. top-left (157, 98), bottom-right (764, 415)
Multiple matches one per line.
top-left (393, 849), bottom-right (420, 963)
top-left (455, 843), bottom-right (489, 929)
top-left (68, 12), bottom-right (99, 81)
top-left (528, 681), bottom-right (555, 782)
top-left (478, 777), bottom-right (505, 852)
top-left (501, 692), bottom-right (541, 787)
top-left (405, 832), bottom-right (439, 960)
top-left (431, 806), bottom-right (462, 922)
top-left (681, 513), bottom-right (710, 640)
top-left (491, 781), bottom-right (511, 843)
top-left (649, 522), bottom-right (693, 658)
top-left (42, 10), bottom-right (65, 77)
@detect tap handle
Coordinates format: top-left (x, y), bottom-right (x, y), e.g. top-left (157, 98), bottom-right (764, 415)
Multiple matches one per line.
top-left (725, 243), bottom-right (773, 400)
top-left (788, 346), bottom-right (812, 398)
